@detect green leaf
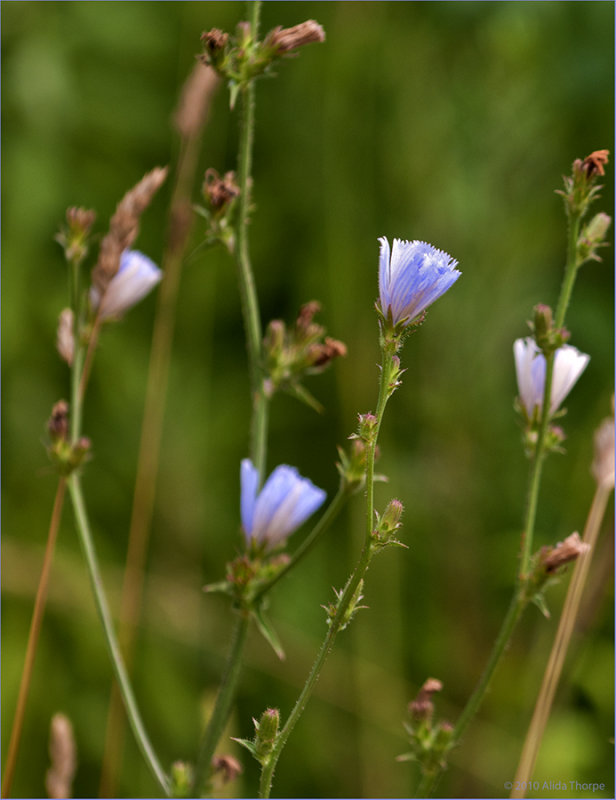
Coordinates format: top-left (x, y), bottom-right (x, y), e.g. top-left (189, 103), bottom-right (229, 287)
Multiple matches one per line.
top-left (253, 606), bottom-right (286, 660)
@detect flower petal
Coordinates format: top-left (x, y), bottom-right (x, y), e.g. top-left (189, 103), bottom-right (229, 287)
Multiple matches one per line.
top-left (96, 250), bottom-right (162, 320)
top-left (240, 459), bottom-right (260, 538)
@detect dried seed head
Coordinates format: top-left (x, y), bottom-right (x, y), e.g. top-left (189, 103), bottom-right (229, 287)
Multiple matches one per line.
top-left (308, 336), bottom-right (347, 368)
top-left (541, 532), bottom-right (590, 573)
top-left (203, 168), bottom-right (240, 210)
top-left (582, 149), bottom-right (610, 177)
top-left (201, 28), bottom-right (229, 53)
top-left (91, 166), bottom-right (168, 301)
top-left (66, 206), bottom-right (96, 236)
top-left (265, 20), bottom-right (326, 54)
top-left (45, 713), bottom-right (77, 800)
top-left (174, 62), bottom-right (219, 139)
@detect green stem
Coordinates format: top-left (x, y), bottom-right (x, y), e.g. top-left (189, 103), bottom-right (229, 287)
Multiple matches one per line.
top-left (192, 613), bottom-right (251, 795)
top-left (67, 474), bottom-right (170, 796)
top-left (69, 258), bottom-right (84, 444)
top-left (414, 212), bottom-right (586, 799)
top-left (259, 345), bottom-right (396, 799)
top-left (554, 213), bottom-right (582, 330)
top-left (253, 481), bottom-right (350, 603)
top-left (235, 0), bottom-right (266, 479)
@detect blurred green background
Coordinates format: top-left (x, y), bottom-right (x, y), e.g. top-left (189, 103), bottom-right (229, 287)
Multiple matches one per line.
top-left (2, 2), bottom-right (614, 798)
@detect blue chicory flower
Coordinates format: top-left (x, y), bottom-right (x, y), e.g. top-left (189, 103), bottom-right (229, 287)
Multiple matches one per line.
top-left (240, 459), bottom-right (326, 550)
top-left (513, 337), bottom-right (590, 418)
top-left (378, 237), bottom-right (460, 327)
top-left (91, 249), bottom-right (162, 320)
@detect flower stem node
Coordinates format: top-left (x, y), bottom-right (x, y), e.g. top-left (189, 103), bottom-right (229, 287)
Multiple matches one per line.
top-left (524, 532), bottom-right (590, 616)
top-left (46, 402), bottom-right (91, 475)
top-left (234, 708), bottom-right (280, 767)
top-left (196, 168), bottom-right (240, 252)
top-left (322, 580), bottom-right (368, 631)
top-left (55, 206), bottom-right (97, 265)
top-left (170, 761), bottom-right (194, 798)
top-left (263, 302), bottom-right (346, 412)
top-left (557, 149), bottom-right (610, 221)
top-left (336, 440), bottom-right (369, 492)
top-left (372, 499), bottom-right (407, 552)
top-left (398, 679), bottom-right (453, 776)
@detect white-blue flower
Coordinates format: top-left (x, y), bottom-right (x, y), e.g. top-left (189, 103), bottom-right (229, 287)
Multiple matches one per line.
top-left (378, 237), bottom-right (460, 327)
top-left (513, 337), bottom-right (590, 418)
top-left (240, 459), bottom-right (326, 550)
top-left (91, 250), bottom-right (162, 320)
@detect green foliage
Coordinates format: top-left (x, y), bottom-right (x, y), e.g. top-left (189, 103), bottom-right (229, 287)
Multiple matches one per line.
top-left (2, 2), bottom-right (613, 797)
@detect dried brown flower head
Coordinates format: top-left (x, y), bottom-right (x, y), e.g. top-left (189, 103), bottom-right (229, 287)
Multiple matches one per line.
top-left (56, 308), bottom-right (74, 366)
top-left (91, 166), bottom-right (168, 301)
top-left (541, 532), bottom-right (590, 574)
top-left (203, 168), bottom-right (240, 210)
top-left (582, 149), bottom-right (610, 177)
top-left (308, 336), bottom-right (348, 368)
top-left (48, 400), bottom-right (69, 442)
top-left (201, 28), bottom-right (229, 53)
top-left (409, 677), bottom-right (443, 721)
top-left (265, 20), bottom-right (325, 54)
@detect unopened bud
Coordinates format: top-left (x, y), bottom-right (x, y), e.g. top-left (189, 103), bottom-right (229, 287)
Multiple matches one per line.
top-left (380, 498), bottom-right (404, 534)
top-left (170, 761), bottom-right (194, 798)
top-left (48, 401), bottom-right (69, 442)
top-left (533, 304), bottom-right (553, 351)
top-left (357, 413), bottom-right (378, 443)
top-left (254, 708), bottom-right (279, 761)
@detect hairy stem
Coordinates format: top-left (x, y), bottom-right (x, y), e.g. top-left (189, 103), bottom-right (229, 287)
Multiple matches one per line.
top-left (259, 345), bottom-right (396, 799)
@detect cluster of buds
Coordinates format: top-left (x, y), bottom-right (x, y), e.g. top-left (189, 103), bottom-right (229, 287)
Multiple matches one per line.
top-left (55, 207), bottom-right (97, 266)
top-left (371, 498), bottom-right (407, 552)
top-left (233, 708), bottom-right (280, 767)
top-left (336, 439), bottom-right (370, 491)
top-left (557, 149), bottom-right (610, 220)
top-left (201, 20), bottom-right (325, 108)
top-left (263, 301), bottom-right (346, 412)
top-left (397, 678), bottom-right (454, 776)
top-left (195, 168), bottom-right (240, 252)
top-left (46, 401), bottom-right (91, 476)
top-left (322, 579), bottom-right (367, 631)
top-left (524, 532), bottom-right (590, 616)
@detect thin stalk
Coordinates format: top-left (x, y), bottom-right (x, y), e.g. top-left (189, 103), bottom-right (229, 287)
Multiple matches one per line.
top-left (511, 482), bottom-right (612, 797)
top-left (191, 613), bottom-right (251, 795)
top-left (67, 474), bottom-right (170, 796)
top-left (1, 479), bottom-right (66, 799)
top-left (259, 346), bottom-right (395, 799)
top-left (554, 213), bottom-right (582, 330)
top-left (234, 0), bottom-right (266, 477)
top-left (99, 74), bottom-right (218, 796)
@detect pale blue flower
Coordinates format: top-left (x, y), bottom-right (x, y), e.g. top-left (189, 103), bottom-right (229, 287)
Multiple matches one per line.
top-left (513, 337), bottom-right (590, 417)
top-left (378, 237), bottom-right (460, 327)
top-left (240, 459), bottom-right (326, 550)
top-left (91, 250), bottom-right (162, 320)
